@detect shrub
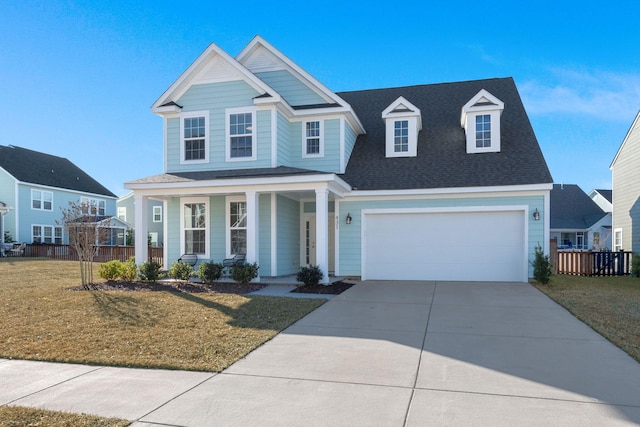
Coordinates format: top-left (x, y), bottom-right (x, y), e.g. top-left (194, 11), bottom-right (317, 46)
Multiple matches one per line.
top-left (168, 260), bottom-right (194, 281)
top-left (531, 243), bottom-right (552, 285)
top-left (98, 260), bottom-right (122, 281)
top-left (296, 265), bottom-right (323, 286)
top-left (120, 257), bottom-right (138, 281)
top-left (139, 261), bottom-right (162, 282)
top-left (229, 262), bottom-right (259, 285)
top-left (197, 261), bottom-right (224, 284)
top-left (632, 253), bottom-right (640, 278)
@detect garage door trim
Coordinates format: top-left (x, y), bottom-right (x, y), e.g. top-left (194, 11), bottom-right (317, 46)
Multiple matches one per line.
top-left (361, 205), bottom-right (529, 281)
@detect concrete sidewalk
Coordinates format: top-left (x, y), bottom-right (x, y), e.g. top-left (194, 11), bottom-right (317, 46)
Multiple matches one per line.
top-left (2, 281), bottom-right (640, 426)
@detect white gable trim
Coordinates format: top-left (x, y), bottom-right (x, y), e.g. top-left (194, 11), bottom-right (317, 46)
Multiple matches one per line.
top-left (610, 110), bottom-right (640, 169)
top-left (151, 42), bottom-right (281, 115)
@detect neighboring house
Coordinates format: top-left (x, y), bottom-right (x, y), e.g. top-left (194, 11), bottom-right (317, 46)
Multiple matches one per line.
top-left (550, 184), bottom-right (611, 250)
top-left (589, 189), bottom-right (612, 213)
top-left (117, 192), bottom-right (164, 246)
top-left (610, 110), bottom-right (640, 252)
top-left (0, 145), bottom-right (123, 246)
top-left (125, 36), bottom-right (553, 283)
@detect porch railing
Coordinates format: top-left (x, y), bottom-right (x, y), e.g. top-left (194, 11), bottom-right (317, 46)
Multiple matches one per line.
top-left (22, 244), bottom-right (163, 265)
top-left (550, 238), bottom-right (633, 276)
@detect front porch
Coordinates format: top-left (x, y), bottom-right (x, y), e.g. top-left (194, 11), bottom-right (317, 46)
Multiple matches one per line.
top-left (126, 169), bottom-right (351, 284)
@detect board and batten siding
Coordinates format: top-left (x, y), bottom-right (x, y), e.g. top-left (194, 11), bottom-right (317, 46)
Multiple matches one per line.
top-left (276, 195), bottom-right (300, 276)
top-left (338, 194), bottom-right (546, 278)
top-left (612, 115), bottom-right (640, 252)
top-left (254, 70), bottom-right (326, 107)
top-left (166, 81), bottom-right (265, 173)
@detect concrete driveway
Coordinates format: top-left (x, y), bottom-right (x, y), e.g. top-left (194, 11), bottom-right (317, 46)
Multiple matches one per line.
top-left (2, 281), bottom-right (640, 426)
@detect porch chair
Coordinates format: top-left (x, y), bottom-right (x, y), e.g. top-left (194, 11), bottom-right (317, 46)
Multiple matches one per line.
top-left (8, 243), bottom-right (26, 257)
top-left (223, 254), bottom-right (245, 267)
top-left (178, 253), bottom-right (198, 266)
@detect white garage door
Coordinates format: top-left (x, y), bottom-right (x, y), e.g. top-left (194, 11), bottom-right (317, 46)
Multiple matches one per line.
top-left (363, 209), bottom-right (526, 282)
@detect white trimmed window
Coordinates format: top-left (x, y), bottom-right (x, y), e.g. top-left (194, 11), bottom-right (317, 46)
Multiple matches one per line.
top-left (32, 190), bottom-right (53, 211)
top-left (181, 198), bottom-right (209, 257)
top-left (32, 225), bottom-right (63, 244)
top-left (226, 197), bottom-right (247, 256)
top-left (303, 120), bottom-right (324, 157)
top-left (153, 206), bottom-right (162, 223)
top-left (382, 97), bottom-right (421, 158)
top-left (226, 108), bottom-right (256, 161)
top-left (117, 206), bottom-right (126, 221)
top-left (81, 197), bottom-right (106, 216)
top-left (461, 89), bottom-right (504, 154)
top-left (180, 111), bottom-right (209, 163)
top-left (614, 228), bottom-right (622, 251)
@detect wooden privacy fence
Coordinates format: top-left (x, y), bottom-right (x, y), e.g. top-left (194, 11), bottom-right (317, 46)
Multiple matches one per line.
top-left (553, 249), bottom-right (633, 276)
top-left (24, 244), bottom-right (163, 265)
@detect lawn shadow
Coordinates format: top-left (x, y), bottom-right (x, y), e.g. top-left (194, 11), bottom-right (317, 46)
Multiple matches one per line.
top-left (90, 292), bottom-right (159, 327)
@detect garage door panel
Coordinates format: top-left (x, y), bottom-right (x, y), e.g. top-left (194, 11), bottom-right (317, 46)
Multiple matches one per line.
top-left (364, 210), bottom-right (525, 282)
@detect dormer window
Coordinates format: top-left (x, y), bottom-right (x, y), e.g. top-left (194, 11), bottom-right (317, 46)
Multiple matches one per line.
top-left (461, 89), bottom-right (504, 154)
top-left (382, 97), bottom-right (422, 158)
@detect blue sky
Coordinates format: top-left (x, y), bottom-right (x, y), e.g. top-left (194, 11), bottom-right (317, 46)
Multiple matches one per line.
top-left (1, 1), bottom-right (639, 197)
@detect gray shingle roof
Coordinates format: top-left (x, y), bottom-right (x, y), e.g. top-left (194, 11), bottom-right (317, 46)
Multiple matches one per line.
top-left (593, 189), bottom-right (612, 203)
top-left (550, 184), bottom-right (607, 229)
top-left (337, 77), bottom-right (553, 190)
top-left (0, 145), bottom-right (116, 198)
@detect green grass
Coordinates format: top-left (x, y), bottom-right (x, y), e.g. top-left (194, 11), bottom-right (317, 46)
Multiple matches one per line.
top-left (533, 274), bottom-right (640, 362)
top-left (0, 406), bottom-right (130, 427)
top-left (0, 258), bottom-right (325, 371)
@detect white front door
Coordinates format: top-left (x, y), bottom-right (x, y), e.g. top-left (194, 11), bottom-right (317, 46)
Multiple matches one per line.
top-left (302, 215), bottom-right (335, 273)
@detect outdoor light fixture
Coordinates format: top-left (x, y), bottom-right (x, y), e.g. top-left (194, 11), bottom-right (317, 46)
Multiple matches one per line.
top-left (346, 213), bottom-right (352, 224)
top-left (533, 208), bottom-right (540, 221)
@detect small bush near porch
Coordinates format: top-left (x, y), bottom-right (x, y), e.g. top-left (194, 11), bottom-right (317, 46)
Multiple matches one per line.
top-left (533, 275), bottom-right (640, 363)
top-left (0, 258), bottom-right (325, 372)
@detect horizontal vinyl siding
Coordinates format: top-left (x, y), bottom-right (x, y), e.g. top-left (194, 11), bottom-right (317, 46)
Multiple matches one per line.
top-left (277, 112), bottom-right (290, 166)
top-left (338, 195), bottom-right (545, 278)
top-left (167, 81), bottom-right (263, 173)
top-left (0, 168), bottom-right (17, 240)
top-left (255, 70), bottom-right (326, 107)
top-left (344, 121), bottom-right (358, 169)
top-left (166, 198), bottom-right (181, 265)
top-left (290, 119), bottom-right (341, 173)
top-left (613, 120), bottom-right (640, 252)
top-left (277, 195), bottom-right (300, 275)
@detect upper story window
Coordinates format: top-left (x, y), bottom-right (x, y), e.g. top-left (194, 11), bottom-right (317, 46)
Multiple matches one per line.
top-left (153, 206), bottom-right (162, 223)
top-left (461, 89), bottom-right (504, 154)
top-left (117, 206), bottom-right (126, 221)
top-left (382, 97), bottom-right (422, 158)
top-left (226, 108), bottom-right (256, 161)
top-left (303, 120), bottom-right (324, 157)
top-left (81, 197), bottom-right (106, 216)
top-left (32, 190), bottom-right (53, 211)
top-left (180, 111), bottom-right (209, 164)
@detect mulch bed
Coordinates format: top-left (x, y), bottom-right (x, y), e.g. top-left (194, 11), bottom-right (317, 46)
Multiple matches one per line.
top-left (291, 281), bottom-right (354, 295)
top-left (69, 280), bottom-right (355, 295)
top-left (68, 281), bottom-right (267, 295)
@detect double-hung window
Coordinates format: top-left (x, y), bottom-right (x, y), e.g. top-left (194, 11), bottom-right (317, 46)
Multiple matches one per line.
top-left (180, 111), bottom-right (208, 163)
top-left (182, 199), bottom-right (208, 256)
top-left (475, 114), bottom-right (492, 148)
top-left (32, 190), bottom-right (53, 211)
top-left (394, 120), bottom-right (409, 153)
top-left (303, 120), bottom-right (323, 157)
top-left (153, 206), bottom-right (162, 223)
top-left (226, 108), bottom-right (256, 161)
top-left (227, 199), bottom-right (247, 256)
top-left (81, 197), bottom-right (105, 216)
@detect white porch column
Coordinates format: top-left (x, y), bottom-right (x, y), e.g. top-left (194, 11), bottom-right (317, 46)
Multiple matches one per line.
top-left (315, 188), bottom-right (330, 284)
top-left (133, 193), bottom-right (148, 266)
top-left (245, 191), bottom-right (259, 275)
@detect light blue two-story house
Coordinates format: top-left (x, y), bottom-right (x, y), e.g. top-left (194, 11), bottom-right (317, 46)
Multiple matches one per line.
top-left (0, 145), bottom-right (121, 248)
top-left (125, 36), bottom-right (553, 283)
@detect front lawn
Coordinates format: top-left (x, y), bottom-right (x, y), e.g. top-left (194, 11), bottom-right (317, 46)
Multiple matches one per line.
top-left (533, 274), bottom-right (640, 363)
top-left (0, 406), bottom-right (130, 427)
top-left (0, 258), bottom-right (325, 372)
